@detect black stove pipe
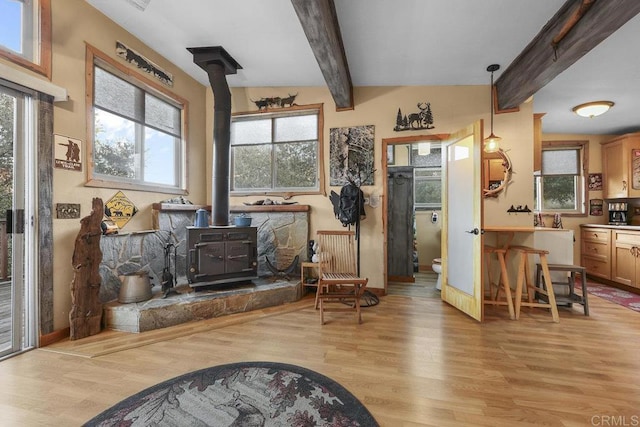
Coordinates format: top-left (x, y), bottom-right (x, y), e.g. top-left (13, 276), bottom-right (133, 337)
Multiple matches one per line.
top-left (188, 46), bottom-right (242, 227)
top-left (208, 63), bottom-right (231, 226)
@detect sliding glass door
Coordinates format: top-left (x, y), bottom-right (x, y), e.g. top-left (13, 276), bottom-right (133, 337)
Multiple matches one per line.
top-left (0, 82), bottom-right (37, 359)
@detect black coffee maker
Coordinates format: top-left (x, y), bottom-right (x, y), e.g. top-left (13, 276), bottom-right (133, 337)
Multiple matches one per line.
top-left (608, 202), bottom-right (628, 225)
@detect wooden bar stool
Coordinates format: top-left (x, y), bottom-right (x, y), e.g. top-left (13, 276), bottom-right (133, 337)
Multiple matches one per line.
top-left (510, 246), bottom-right (560, 323)
top-left (536, 263), bottom-right (589, 316)
top-left (483, 245), bottom-right (515, 320)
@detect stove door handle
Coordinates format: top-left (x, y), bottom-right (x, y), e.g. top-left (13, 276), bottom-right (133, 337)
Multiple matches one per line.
top-left (228, 254), bottom-right (248, 260)
top-left (205, 254), bottom-right (224, 261)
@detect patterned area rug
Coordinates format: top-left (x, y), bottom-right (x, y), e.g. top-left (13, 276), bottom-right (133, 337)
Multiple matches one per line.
top-left (84, 361), bottom-right (378, 427)
top-left (586, 281), bottom-right (640, 313)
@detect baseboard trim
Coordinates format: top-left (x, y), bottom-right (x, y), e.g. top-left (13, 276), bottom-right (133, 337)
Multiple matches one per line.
top-left (40, 327), bottom-right (70, 347)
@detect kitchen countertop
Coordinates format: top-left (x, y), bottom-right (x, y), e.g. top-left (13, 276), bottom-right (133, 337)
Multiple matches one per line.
top-left (483, 226), bottom-right (572, 232)
top-left (580, 223), bottom-right (640, 230)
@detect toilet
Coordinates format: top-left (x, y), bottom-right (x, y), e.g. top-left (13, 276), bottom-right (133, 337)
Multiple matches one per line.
top-left (432, 258), bottom-right (442, 291)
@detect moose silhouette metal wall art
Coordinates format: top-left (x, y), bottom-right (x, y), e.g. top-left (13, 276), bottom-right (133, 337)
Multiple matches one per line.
top-left (393, 102), bottom-right (435, 131)
top-left (251, 93), bottom-right (298, 110)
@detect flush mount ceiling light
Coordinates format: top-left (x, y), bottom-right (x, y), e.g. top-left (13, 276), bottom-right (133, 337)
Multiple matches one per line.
top-left (572, 101), bottom-right (614, 118)
top-left (484, 64), bottom-right (501, 153)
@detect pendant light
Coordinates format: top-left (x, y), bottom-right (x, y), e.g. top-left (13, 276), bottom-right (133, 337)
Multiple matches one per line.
top-left (484, 64), bottom-right (501, 153)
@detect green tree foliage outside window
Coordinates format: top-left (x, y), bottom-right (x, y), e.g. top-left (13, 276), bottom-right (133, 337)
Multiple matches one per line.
top-left (0, 92), bottom-right (15, 277)
top-left (0, 93), bottom-right (14, 218)
top-left (231, 111), bottom-right (319, 192)
top-left (412, 144), bottom-right (442, 209)
top-left (94, 115), bottom-right (135, 179)
top-left (535, 146), bottom-right (584, 213)
top-left (540, 175), bottom-right (576, 210)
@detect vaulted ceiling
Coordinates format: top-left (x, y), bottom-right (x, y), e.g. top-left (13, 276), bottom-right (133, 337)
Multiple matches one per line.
top-left (86, 0), bottom-right (640, 135)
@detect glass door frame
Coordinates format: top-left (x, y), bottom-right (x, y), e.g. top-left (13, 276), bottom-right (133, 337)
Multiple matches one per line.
top-left (0, 80), bottom-right (39, 360)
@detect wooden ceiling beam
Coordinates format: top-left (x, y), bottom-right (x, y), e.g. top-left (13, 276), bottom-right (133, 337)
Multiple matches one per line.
top-left (291, 0), bottom-right (353, 110)
top-left (495, 0), bottom-right (640, 111)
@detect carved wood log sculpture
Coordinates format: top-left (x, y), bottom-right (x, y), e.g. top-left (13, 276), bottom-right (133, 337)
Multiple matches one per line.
top-left (69, 197), bottom-right (104, 340)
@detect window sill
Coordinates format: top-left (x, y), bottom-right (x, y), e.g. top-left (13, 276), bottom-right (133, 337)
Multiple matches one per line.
top-left (85, 179), bottom-right (187, 195)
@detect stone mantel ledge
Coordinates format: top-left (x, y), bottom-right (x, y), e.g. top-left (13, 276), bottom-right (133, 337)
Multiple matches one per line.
top-left (151, 203), bottom-right (310, 213)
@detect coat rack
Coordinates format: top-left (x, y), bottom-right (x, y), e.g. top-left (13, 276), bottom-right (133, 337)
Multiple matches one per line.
top-left (329, 165), bottom-right (373, 276)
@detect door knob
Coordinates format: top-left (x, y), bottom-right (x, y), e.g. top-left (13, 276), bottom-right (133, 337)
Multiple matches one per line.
top-left (466, 228), bottom-right (480, 235)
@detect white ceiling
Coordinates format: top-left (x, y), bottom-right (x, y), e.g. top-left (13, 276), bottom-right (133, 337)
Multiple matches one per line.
top-left (85, 0), bottom-right (640, 135)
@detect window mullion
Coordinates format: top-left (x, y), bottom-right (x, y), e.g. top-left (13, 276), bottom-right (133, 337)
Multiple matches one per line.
top-left (271, 117), bottom-right (276, 189)
top-left (135, 123), bottom-right (143, 181)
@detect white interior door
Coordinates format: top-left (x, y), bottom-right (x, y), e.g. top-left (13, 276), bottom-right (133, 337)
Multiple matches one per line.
top-left (441, 122), bottom-right (483, 321)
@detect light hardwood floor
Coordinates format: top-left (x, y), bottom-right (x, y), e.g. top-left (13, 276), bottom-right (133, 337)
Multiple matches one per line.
top-left (1, 290), bottom-right (640, 426)
top-left (388, 271), bottom-right (440, 298)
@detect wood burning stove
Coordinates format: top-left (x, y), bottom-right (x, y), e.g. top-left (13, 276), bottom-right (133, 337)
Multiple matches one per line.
top-left (187, 226), bottom-right (258, 288)
top-left (186, 47), bottom-right (256, 289)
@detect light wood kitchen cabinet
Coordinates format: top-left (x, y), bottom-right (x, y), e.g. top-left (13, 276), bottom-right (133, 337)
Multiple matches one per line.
top-left (533, 113), bottom-right (544, 173)
top-left (611, 230), bottom-right (640, 288)
top-left (581, 227), bottom-right (611, 280)
top-left (601, 132), bottom-right (640, 199)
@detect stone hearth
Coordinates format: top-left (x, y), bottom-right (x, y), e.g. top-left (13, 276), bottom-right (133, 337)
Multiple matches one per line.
top-left (98, 203), bottom-right (309, 303)
top-left (97, 203), bottom-right (310, 332)
top-left (104, 278), bottom-right (300, 333)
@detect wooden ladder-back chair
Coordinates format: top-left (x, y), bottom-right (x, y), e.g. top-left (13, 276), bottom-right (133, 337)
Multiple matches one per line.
top-left (316, 230), bottom-right (369, 324)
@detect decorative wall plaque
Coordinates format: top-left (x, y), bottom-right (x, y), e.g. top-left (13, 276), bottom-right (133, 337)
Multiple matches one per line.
top-left (104, 191), bottom-right (138, 229)
top-left (56, 203), bottom-right (80, 219)
top-left (588, 173), bottom-right (602, 191)
top-left (329, 125), bottom-right (375, 186)
top-left (393, 102), bottom-right (435, 132)
top-left (54, 134), bottom-right (82, 171)
top-left (116, 40), bottom-right (173, 87)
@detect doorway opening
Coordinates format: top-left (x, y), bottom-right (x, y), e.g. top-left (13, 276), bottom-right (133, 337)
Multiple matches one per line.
top-left (382, 135), bottom-right (447, 296)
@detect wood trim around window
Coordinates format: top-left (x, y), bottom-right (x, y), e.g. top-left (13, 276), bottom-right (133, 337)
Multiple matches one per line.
top-left (0, 0), bottom-right (52, 80)
top-left (84, 43), bottom-right (189, 195)
top-left (231, 103), bottom-right (326, 197)
top-left (540, 139), bottom-right (589, 217)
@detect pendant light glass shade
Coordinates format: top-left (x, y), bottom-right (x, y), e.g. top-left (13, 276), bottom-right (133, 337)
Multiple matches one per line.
top-left (484, 64), bottom-right (501, 153)
top-left (483, 133), bottom-right (501, 153)
top-left (572, 101), bottom-right (614, 118)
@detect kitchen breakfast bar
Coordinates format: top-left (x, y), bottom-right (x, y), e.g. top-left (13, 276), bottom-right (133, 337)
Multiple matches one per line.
top-left (483, 226), bottom-right (584, 322)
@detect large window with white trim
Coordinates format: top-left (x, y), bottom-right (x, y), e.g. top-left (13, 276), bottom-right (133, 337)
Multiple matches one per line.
top-left (88, 52), bottom-right (186, 193)
top-left (231, 107), bottom-right (323, 194)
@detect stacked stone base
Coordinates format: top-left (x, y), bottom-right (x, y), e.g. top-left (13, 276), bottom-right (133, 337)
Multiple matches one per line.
top-left (104, 278), bottom-right (301, 333)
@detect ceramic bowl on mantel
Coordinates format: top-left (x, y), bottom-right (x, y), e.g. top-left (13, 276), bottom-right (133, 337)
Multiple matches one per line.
top-left (234, 215), bottom-right (252, 227)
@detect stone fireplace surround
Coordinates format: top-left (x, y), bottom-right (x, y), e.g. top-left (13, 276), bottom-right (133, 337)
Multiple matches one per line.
top-left (99, 203), bottom-right (309, 332)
